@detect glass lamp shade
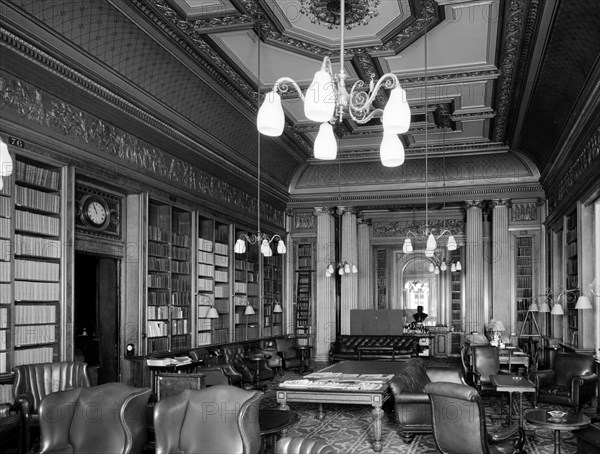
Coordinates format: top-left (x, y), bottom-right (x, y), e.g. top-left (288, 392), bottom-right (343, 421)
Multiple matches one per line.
top-left (538, 301), bottom-right (551, 313)
top-left (425, 249), bottom-right (434, 257)
top-left (492, 320), bottom-right (506, 332)
top-left (379, 132), bottom-right (405, 167)
top-left (434, 266), bottom-right (440, 275)
top-left (440, 261), bottom-right (447, 272)
top-left (402, 238), bottom-right (413, 253)
top-left (234, 238), bottom-right (246, 254)
top-left (455, 261), bottom-right (462, 271)
top-left (257, 91), bottom-right (285, 136)
top-left (551, 303), bottom-right (564, 315)
top-left (344, 263), bottom-right (351, 274)
top-left (575, 295), bottom-right (593, 309)
top-left (528, 301), bottom-right (539, 312)
top-left (304, 70), bottom-right (335, 122)
top-left (382, 87), bottom-right (411, 134)
top-left (273, 302), bottom-right (283, 313)
top-left (260, 239), bottom-right (272, 256)
top-left (351, 264), bottom-right (358, 273)
top-left (450, 263), bottom-right (456, 272)
top-left (446, 235), bottom-right (457, 251)
top-left (327, 264), bottom-right (334, 274)
top-left (277, 240), bottom-right (287, 254)
top-left (426, 233), bottom-right (437, 251)
top-left (244, 305), bottom-right (255, 315)
top-left (0, 137), bottom-right (13, 177)
top-left (207, 307), bottom-right (219, 319)
top-left (428, 263), bottom-right (434, 273)
top-left (325, 270), bottom-right (331, 277)
top-left (338, 267), bottom-right (344, 275)
top-left (314, 123), bottom-right (337, 160)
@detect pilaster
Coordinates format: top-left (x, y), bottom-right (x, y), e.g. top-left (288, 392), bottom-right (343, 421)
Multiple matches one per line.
top-left (465, 200), bottom-right (485, 333)
top-left (338, 207), bottom-right (358, 335)
top-left (491, 200), bottom-right (512, 329)
top-left (357, 218), bottom-right (373, 310)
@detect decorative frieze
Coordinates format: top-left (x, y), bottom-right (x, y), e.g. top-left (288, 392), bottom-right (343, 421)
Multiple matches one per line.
top-left (294, 212), bottom-right (315, 230)
top-left (373, 219), bottom-right (465, 238)
top-left (511, 202), bottom-right (538, 222)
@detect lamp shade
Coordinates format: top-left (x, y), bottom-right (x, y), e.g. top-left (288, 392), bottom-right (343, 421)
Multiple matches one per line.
top-left (260, 239), bottom-right (272, 256)
top-left (273, 302), bottom-right (283, 313)
top-left (314, 123), bottom-right (337, 160)
top-left (207, 307), bottom-right (219, 319)
top-left (257, 91), bottom-right (285, 136)
top-left (538, 301), bottom-right (551, 313)
top-left (379, 132), bottom-right (405, 167)
top-left (426, 233), bottom-right (437, 251)
top-left (0, 137), bottom-right (13, 177)
top-left (551, 303), bottom-right (564, 315)
top-left (440, 261), bottom-right (447, 272)
top-left (434, 266), bottom-right (440, 274)
top-left (234, 238), bottom-right (246, 254)
top-left (455, 261), bottom-right (462, 271)
top-left (575, 295), bottom-right (593, 309)
top-left (244, 304), bottom-right (255, 315)
top-left (351, 264), bottom-right (358, 273)
top-left (446, 235), bottom-right (457, 251)
top-left (528, 301), bottom-right (539, 312)
top-left (402, 238), bottom-right (413, 253)
top-left (277, 240), bottom-right (287, 254)
top-left (304, 70), bottom-right (335, 122)
top-left (344, 263), bottom-right (351, 274)
top-left (450, 263), bottom-right (456, 272)
top-left (492, 320), bottom-right (506, 332)
top-left (382, 87), bottom-right (411, 134)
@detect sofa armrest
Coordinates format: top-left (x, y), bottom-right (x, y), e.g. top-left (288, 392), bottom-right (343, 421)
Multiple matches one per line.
top-left (528, 369), bottom-right (556, 388)
top-left (393, 392), bottom-right (431, 405)
top-left (571, 373), bottom-right (598, 404)
top-left (426, 367), bottom-right (466, 385)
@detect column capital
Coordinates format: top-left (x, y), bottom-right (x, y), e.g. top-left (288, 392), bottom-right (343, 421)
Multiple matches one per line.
top-left (314, 207), bottom-right (335, 216)
top-left (336, 206), bottom-right (358, 216)
top-left (489, 199), bottom-right (512, 208)
top-left (357, 218), bottom-right (372, 226)
top-left (464, 200), bottom-right (486, 210)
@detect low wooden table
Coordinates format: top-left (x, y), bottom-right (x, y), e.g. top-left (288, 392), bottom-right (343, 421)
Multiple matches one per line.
top-left (525, 409), bottom-right (591, 454)
top-left (259, 409), bottom-right (300, 454)
top-left (276, 360), bottom-right (405, 452)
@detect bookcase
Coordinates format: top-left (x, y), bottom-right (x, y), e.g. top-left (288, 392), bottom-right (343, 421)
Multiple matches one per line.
top-left (146, 200), bottom-right (192, 354)
top-left (233, 228), bottom-right (260, 341)
top-left (295, 242), bottom-right (313, 344)
top-left (515, 235), bottom-right (534, 334)
top-left (1, 157), bottom-right (64, 372)
top-left (449, 248), bottom-right (463, 330)
top-left (196, 215), bottom-right (230, 345)
top-left (263, 254), bottom-right (283, 337)
top-left (565, 211), bottom-right (578, 336)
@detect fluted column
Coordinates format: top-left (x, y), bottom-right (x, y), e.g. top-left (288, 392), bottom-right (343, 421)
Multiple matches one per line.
top-left (314, 207), bottom-right (336, 362)
top-left (357, 218), bottom-right (372, 310)
top-left (338, 206), bottom-right (358, 335)
top-left (465, 201), bottom-right (485, 333)
top-left (491, 200), bottom-right (511, 329)
top-left (482, 206), bottom-right (492, 324)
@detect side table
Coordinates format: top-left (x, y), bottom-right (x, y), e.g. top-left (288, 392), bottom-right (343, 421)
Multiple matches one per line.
top-left (293, 345), bottom-right (312, 373)
top-left (525, 409), bottom-right (590, 454)
top-left (259, 409), bottom-right (300, 454)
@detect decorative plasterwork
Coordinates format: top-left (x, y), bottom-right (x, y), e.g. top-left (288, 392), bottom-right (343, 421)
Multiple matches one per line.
top-left (0, 73), bottom-right (285, 228)
top-left (372, 219), bottom-right (465, 238)
top-left (294, 212), bottom-right (315, 230)
top-left (510, 201), bottom-right (538, 222)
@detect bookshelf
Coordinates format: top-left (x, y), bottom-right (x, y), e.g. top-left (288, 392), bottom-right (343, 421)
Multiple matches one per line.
top-left (196, 215), bottom-right (230, 346)
top-left (450, 248), bottom-right (463, 330)
top-left (233, 228), bottom-right (260, 341)
top-left (11, 157), bottom-right (63, 368)
top-left (515, 235), bottom-right (534, 334)
top-left (263, 254), bottom-right (283, 337)
top-left (295, 242), bottom-right (313, 345)
top-left (0, 160), bottom-right (12, 374)
top-left (146, 201), bottom-right (192, 354)
top-left (565, 211), bottom-right (578, 337)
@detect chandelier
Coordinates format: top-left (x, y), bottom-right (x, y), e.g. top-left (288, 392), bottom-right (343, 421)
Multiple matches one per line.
top-left (257, 0), bottom-right (411, 166)
top-left (235, 36), bottom-right (287, 257)
top-left (325, 260), bottom-right (358, 277)
top-left (428, 254), bottom-right (462, 274)
top-left (404, 280), bottom-right (429, 294)
top-left (299, 0), bottom-right (381, 30)
top-left (0, 137), bottom-right (13, 190)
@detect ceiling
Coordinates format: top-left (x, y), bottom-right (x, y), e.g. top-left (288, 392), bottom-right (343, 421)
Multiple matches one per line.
top-left (2, 0), bottom-right (600, 212)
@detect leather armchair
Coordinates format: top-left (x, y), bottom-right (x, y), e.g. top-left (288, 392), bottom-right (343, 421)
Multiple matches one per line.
top-left (275, 437), bottom-right (335, 454)
top-left (528, 351), bottom-right (597, 411)
top-left (471, 345), bottom-right (509, 394)
top-left (13, 361), bottom-right (91, 454)
top-left (38, 382), bottom-right (151, 454)
top-left (425, 382), bottom-right (521, 454)
top-left (153, 385), bottom-right (263, 454)
top-left (221, 344), bottom-right (275, 387)
top-left (389, 358), bottom-right (467, 442)
top-left (275, 337), bottom-right (302, 371)
top-left (189, 347), bottom-right (238, 386)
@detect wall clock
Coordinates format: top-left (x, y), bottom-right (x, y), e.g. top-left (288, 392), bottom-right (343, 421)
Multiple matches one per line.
top-left (75, 184), bottom-right (122, 238)
top-left (80, 195), bottom-right (110, 230)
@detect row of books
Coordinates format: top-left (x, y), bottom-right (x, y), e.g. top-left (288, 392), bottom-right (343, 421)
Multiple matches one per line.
top-left (15, 185), bottom-right (60, 213)
top-left (171, 319), bottom-right (189, 335)
top-left (197, 238), bottom-right (213, 252)
top-left (197, 319), bottom-right (213, 331)
top-left (0, 197), bottom-right (11, 218)
top-left (0, 218), bottom-right (10, 239)
top-left (0, 329), bottom-right (6, 350)
top-left (16, 161), bottom-right (60, 190)
top-left (15, 304), bottom-right (56, 324)
top-left (14, 234), bottom-right (62, 258)
top-left (0, 284), bottom-right (10, 303)
top-left (172, 277), bottom-right (190, 292)
top-left (197, 251), bottom-right (214, 265)
top-left (197, 277), bottom-right (214, 291)
top-left (147, 320), bottom-right (168, 337)
top-left (14, 346), bottom-right (54, 367)
top-left (15, 324), bottom-right (56, 346)
top-left (0, 261), bottom-right (9, 281)
top-left (148, 256), bottom-right (169, 271)
top-left (170, 292), bottom-right (190, 306)
top-left (15, 210), bottom-right (60, 236)
top-left (148, 273), bottom-right (169, 288)
top-left (147, 305), bottom-right (170, 320)
top-left (148, 291), bottom-right (169, 305)
top-left (15, 259), bottom-right (59, 281)
top-left (172, 232), bottom-right (191, 247)
top-left (0, 352), bottom-right (6, 374)
top-left (147, 337), bottom-right (168, 353)
top-left (15, 281), bottom-right (60, 301)
top-left (172, 246), bottom-right (190, 261)
top-left (148, 241), bottom-right (169, 257)
top-left (148, 225), bottom-right (170, 242)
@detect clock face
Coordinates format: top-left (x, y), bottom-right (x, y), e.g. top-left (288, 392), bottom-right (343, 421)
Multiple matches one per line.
top-left (84, 198), bottom-right (108, 227)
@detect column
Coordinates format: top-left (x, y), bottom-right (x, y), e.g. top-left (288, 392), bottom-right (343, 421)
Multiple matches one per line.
top-left (491, 200), bottom-right (511, 329)
top-left (464, 200), bottom-right (485, 334)
top-left (283, 210), bottom-right (295, 333)
top-left (357, 218), bottom-right (372, 310)
top-left (482, 205), bottom-right (492, 324)
top-left (338, 206), bottom-right (358, 335)
top-left (314, 207), bottom-right (336, 363)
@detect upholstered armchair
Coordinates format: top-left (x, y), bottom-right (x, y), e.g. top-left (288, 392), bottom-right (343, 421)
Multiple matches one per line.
top-left (389, 358), bottom-right (467, 442)
top-left (527, 351), bottom-right (597, 411)
top-left (221, 344), bottom-right (275, 387)
top-left (189, 347), bottom-right (238, 386)
top-left (38, 382), bottom-right (151, 454)
top-left (275, 337), bottom-right (303, 371)
top-left (425, 382), bottom-right (521, 454)
top-left (471, 345), bottom-right (509, 394)
top-left (275, 437), bottom-right (336, 454)
top-left (13, 361), bottom-right (91, 454)
top-left (153, 385), bottom-right (263, 454)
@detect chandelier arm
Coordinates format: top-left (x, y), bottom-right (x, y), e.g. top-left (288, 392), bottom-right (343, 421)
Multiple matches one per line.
top-left (348, 73), bottom-right (400, 121)
top-left (272, 77), bottom-right (306, 102)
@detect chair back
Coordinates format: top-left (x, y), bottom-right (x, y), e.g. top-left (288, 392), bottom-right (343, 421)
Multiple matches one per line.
top-left (157, 372), bottom-right (205, 400)
top-left (553, 352), bottom-right (595, 386)
top-left (424, 382), bottom-right (491, 454)
top-left (154, 385), bottom-right (263, 454)
top-left (39, 383), bottom-right (151, 454)
top-left (13, 361), bottom-right (91, 412)
top-left (471, 345), bottom-right (499, 383)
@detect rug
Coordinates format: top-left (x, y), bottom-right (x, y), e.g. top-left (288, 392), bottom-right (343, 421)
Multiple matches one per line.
top-left (264, 361), bottom-right (597, 454)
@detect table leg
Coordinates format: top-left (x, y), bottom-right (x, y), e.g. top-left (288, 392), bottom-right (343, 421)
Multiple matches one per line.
top-left (317, 403), bottom-right (325, 420)
top-left (277, 394), bottom-right (290, 412)
top-left (553, 430), bottom-right (561, 454)
top-left (372, 405), bottom-right (384, 452)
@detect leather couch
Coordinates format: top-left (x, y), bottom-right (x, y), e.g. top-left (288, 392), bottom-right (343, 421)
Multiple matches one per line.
top-left (329, 335), bottom-right (419, 363)
top-left (13, 361), bottom-right (91, 454)
top-left (389, 357), bottom-right (467, 442)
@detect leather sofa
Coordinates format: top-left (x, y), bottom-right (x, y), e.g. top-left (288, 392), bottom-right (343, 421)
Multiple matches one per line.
top-left (389, 357), bottom-right (467, 442)
top-left (329, 335), bottom-right (419, 363)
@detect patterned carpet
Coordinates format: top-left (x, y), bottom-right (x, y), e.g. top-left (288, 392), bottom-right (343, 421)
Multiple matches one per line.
top-left (264, 360), bottom-right (598, 454)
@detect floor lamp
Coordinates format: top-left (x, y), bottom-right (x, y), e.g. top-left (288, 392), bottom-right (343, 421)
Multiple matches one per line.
top-left (519, 300), bottom-right (542, 337)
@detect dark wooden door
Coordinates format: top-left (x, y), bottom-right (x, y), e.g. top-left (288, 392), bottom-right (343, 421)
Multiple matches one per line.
top-left (97, 258), bottom-right (119, 384)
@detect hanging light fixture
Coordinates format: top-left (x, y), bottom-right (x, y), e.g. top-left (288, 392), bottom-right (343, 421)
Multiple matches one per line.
top-left (257, 0), bottom-right (410, 166)
top-left (273, 301), bottom-right (283, 313)
top-left (325, 260), bottom-right (358, 277)
top-left (0, 137), bottom-right (14, 191)
top-left (236, 31), bottom-right (287, 257)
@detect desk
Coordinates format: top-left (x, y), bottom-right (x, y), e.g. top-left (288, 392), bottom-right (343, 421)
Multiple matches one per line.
top-left (259, 409), bottom-right (300, 454)
top-left (525, 409), bottom-right (590, 454)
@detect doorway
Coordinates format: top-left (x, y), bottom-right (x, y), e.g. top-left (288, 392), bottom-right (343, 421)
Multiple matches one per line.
top-left (74, 253), bottom-right (120, 384)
